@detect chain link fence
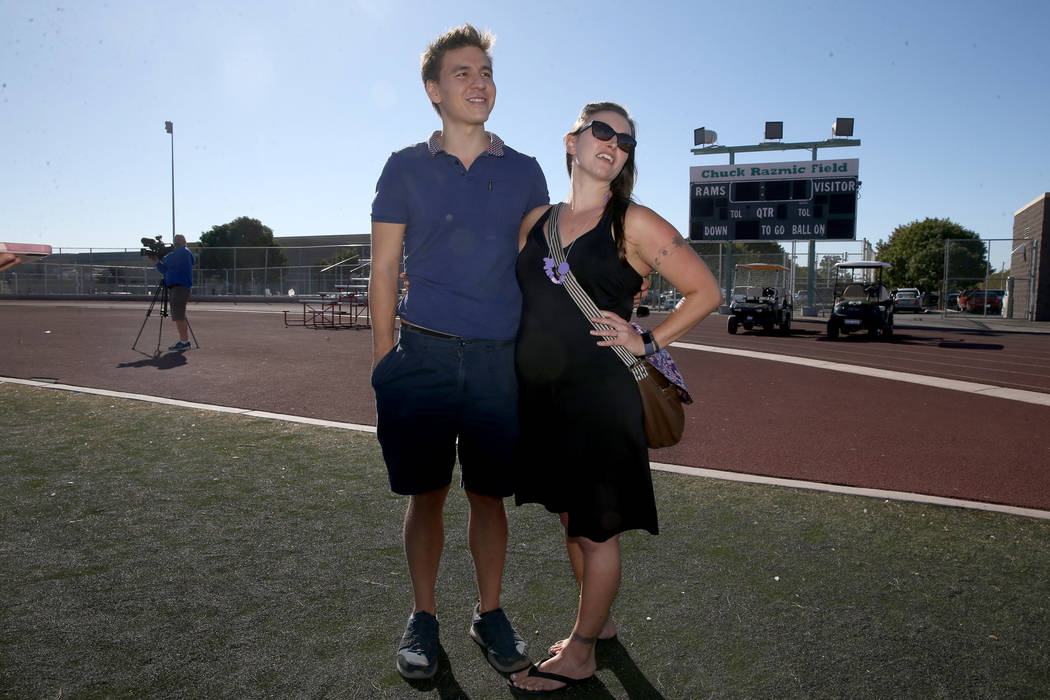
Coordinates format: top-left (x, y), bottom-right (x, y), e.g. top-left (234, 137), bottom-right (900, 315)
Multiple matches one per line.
top-left (944, 237), bottom-right (1037, 320)
top-left (2, 238), bottom-right (1038, 321)
top-left (0, 244), bottom-right (372, 299)
top-left (645, 239), bottom-right (1036, 319)
top-left (642, 245), bottom-right (868, 314)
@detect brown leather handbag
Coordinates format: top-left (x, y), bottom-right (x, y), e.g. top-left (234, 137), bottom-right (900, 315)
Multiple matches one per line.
top-left (632, 359), bottom-right (685, 448)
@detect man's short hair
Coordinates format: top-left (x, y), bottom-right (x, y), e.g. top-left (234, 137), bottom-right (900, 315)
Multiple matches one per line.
top-left (173, 234), bottom-right (187, 246)
top-left (420, 23), bottom-right (494, 114)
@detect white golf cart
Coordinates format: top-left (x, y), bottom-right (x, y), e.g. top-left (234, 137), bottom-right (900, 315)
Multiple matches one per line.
top-left (826, 261), bottom-right (894, 340)
top-left (727, 263), bottom-right (793, 334)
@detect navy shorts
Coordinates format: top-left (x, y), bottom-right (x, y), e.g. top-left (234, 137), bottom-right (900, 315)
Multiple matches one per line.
top-left (371, 324), bottom-right (519, 497)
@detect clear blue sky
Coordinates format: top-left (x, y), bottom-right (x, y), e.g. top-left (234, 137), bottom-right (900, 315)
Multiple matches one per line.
top-left (2, 0), bottom-right (1048, 265)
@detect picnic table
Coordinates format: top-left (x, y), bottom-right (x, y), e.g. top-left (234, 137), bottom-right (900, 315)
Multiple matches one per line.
top-left (284, 284), bottom-right (370, 329)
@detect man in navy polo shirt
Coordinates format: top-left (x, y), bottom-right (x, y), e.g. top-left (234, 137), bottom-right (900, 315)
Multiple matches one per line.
top-left (369, 24), bottom-right (548, 680)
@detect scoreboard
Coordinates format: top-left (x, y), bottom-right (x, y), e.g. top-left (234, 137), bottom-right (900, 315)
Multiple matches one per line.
top-left (689, 158), bottom-right (858, 241)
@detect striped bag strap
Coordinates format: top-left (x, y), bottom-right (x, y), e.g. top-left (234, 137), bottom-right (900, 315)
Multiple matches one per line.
top-left (544, 203), bottom-right (648, 381)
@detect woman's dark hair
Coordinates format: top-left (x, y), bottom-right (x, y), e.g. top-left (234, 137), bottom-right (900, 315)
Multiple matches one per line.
top-left (566, 102), bottom-right (637, 262)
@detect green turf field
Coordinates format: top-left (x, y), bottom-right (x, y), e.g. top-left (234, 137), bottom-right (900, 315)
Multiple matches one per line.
top-left (2, 384), bottom-right (1048, 698)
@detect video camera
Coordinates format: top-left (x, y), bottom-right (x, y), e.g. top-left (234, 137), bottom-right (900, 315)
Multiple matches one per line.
top-left (139, 235), bottom-right (173, 258)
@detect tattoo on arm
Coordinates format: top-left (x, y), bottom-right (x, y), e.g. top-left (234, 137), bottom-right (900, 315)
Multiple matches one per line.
top-left (651, 236), bottom-right (687, 268)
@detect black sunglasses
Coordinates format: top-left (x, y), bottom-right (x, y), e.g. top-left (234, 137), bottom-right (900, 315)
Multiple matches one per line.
top-left (575, 120), bottom-right (636, 153)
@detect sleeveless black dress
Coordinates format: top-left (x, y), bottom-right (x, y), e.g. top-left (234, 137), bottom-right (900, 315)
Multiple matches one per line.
top-left (514, 207), bottom-right (658, 542)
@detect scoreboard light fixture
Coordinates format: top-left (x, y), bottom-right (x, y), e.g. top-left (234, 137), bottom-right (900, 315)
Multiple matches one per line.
top-left (764, 121), bottom-right (783, 140)
top-left (832, 117), bottom-right (854, 137)
top-left (693, 127), bottom-right (717, 146)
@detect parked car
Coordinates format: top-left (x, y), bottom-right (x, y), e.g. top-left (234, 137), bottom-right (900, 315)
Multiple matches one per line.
top-left (944, 291), bottom-right (961, 310)
top-left (988, 289), bottom-right (1005, 313)
top-left (892, 290), bottom-right (923, 313)
top-left (964, 289), bottom-right (1004, 314)
top-left (659, 291), bottom-right (682, 310)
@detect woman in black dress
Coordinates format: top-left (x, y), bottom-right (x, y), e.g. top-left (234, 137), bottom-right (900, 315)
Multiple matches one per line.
top-left (510, 102), bottom-right (722, 693)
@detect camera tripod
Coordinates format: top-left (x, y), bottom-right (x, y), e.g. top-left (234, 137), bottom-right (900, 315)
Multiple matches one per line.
top-left (132, 282), bottom-right (198, 354)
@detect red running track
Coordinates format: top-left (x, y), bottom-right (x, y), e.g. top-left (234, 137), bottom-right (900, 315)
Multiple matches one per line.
top-left (2, 302), bottom-right (1048, 511)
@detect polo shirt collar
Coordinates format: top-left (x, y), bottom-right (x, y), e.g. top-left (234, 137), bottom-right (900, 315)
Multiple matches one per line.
top-left (427, 131), bottom-right (505, 157)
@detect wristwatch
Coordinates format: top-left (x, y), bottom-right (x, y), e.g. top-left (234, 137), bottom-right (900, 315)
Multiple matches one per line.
top-left (640, 330), bottom-right (660, 357)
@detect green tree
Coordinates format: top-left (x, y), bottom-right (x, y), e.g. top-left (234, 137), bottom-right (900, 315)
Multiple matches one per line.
top-left (987, 264), bottom-right (1009, 289)
top-left (876, 218), bottom-right (986, 292)
top-left (197, 216), bottom-right (287, 271)
top-left (816, 254), bottom-right (847, 286)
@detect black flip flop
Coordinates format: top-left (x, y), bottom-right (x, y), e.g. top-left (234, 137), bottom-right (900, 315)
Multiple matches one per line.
top-left (508, 663), bottom-right (594, 695)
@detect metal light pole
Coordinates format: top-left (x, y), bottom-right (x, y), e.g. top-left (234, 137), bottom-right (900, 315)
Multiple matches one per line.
top-left (165, 121), bottom-right (175, 239)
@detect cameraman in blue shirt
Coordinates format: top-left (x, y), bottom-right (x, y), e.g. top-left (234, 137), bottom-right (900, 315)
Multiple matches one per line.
top-left (152, 234), bottom-right (195, 351)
